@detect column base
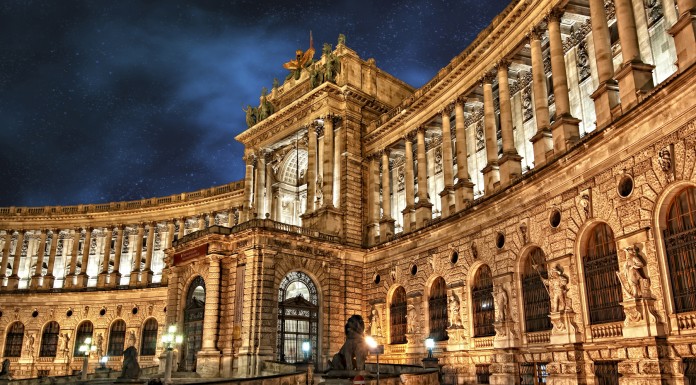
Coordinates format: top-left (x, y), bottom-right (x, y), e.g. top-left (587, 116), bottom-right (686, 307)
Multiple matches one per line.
top-left (29, 275), bottom-right (42, 290)
top-left (96, 273), bottom-right (108, 288)
top-left (129, 271), bottom-right (140, 287)
top-left (621, 297), bottom-right (665, 338)
top-left (196, 349), bottom-right (221, 378)
top-left (379, 217), bottom-right (395, 242)
top-left (301, 205), bottom-right (344, 236)
top-left (63, 274), bottom-right (75, 289)
top-left (401, 206), bottom-right (415, 233)
top-left (550, 114), bottom-right (581, 154)
top-left (591, 80), bottom-right (620, 129)
top-left (4, 275), bottom-right (19, 290)
top-left (481, 162), bottom-right (501, 195)
top-left (669, 10), bottom-right (696, 72)
top-left (366, 223), bottom-right (379, 246)
top-left (615, 59), bottom-right (655, 111)
top-left (75, 273), bottom-right (89, 288)
top-left (454, 180), bottom-right (475, 211)
top-left (108, 272), bottom-right (122, 287)
top-left (414, 201), bottom-right (433, 230)
top-left (438, 186), bottom-right (455, 217)
top-left (530, 128), bottom-right (553, 168)
top-left (549, 311), bottom-right (582, 345)
top-left (141, 270), bottom-right (153, 287)
top-left (498, 152), bottom-right (523, 186)
top-left (43, 274), bottom-right (55, 289)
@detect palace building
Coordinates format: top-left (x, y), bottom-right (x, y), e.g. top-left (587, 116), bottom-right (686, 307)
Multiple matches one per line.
top-left (2, 0), bottom-right (696, 383)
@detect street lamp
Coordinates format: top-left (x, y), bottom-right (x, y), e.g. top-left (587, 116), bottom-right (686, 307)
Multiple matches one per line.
top-left (78, 337), bottom-right (97, 380)
top-left (365, 336), bottom-right (383, 385)
top-left (162, 325), bottom-right (183, 385)
top-left (100, 356), bottom-right (108, 369)
top-left (301, 341), bottom-right (311, 362)
top-left (425, 338), bottom-right (435, 359)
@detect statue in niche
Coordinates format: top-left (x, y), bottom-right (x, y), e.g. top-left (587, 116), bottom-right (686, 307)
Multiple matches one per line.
top-left (283, 31), bottom-right (315, 81)
top-left (407, 304), bottom-right (418, 333)
top-left (617, 244), bottom-right (649, 299)
top-left (494, 286), bottom-right (509, 322)
top-left (243, 105), bottom-right (258, 128)
top-left (328, 315), bottom-right (368, 371)
top-left (25, 333), bottom-right (35, 356)
top-left (127, 330), bottom-right (136, 347)
top-left (448, 292), bottom-right (464, 328)
top-left (368, 306), bottom-right (382, 337)
top-left (95, 333), bottom-right (104, 357)
top-left (539, 264), bottom-right (569, 312)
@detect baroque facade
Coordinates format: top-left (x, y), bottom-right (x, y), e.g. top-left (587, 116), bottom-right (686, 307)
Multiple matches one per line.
top-left (2, 0), bottom-right (696, 384)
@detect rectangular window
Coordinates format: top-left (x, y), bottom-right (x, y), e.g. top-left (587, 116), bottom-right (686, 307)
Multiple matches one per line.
top-left (594, 361), bottom-right (619, 385)
top-left (475, 364), bottom-right (490, 385)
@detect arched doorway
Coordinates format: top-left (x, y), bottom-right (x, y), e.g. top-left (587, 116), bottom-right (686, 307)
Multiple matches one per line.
top-left (277, 271), bottom-right (318, 363)
top-left (182, 276), bottom-right (205, 372)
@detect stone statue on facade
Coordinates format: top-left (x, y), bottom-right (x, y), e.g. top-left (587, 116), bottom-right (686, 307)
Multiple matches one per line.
top-left (540, 264), bottom-right (569, 312)
top-left (328, 315), bottom-right (368, 371)
top-left (0, 359), bottom-right (10, 379)
top-left (25, 333), bottom-right (35, 356)
top-left (323, 43), bottom-right (341, 84)
top-left (283, 32), bottom-right (315, 81)
top-left (119, 346), bottom-right (140, 379)
top-left (617, 244), bottom-right (649, 299)
top-left (95, 333), bottom-right (104, 358)
top-left (243, 105), bottom-right (258, 128)
top-left (407, 304), bottom-right (418, 334)
top-left (127, 331), bottom-right (136, 347)
top-left (258, 87), bottom-right (275, 120)
top-left (337, 34), bottom-right (346, 46)
top-left (368, 306), bottom-right (382, 337)
top-left (494, 287), bottom-right (509, 322)
top-left (448, 292), bottom-right (464, 328)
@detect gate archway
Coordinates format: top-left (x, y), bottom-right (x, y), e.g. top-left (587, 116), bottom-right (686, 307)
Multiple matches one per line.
top-left (182, 276), bottom-right (205, 372)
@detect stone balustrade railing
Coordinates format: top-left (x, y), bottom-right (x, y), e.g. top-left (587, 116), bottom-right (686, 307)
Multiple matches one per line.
top-left (526, 330), bottom-right (551, 344)
top-left (676, 310), bottom-right (696, 331)
top-left (590, 321), bottom-right (624, 339)
top-left (473, 336), bottom-right (493, 348)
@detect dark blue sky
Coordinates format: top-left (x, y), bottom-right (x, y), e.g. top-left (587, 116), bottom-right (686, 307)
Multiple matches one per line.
top-left (0, 0), bottom-right (510, 207)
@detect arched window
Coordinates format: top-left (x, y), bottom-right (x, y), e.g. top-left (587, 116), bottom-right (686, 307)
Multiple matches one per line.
top-left (522, 248), bottom-right (552, 332)
top-left (665, 187), bottom-right (696, 313)
top-left (107, 320), bottom-right (127, 356)
top-left (73, 321), bottom-right (93, 356)
top-left (277, 271), bottom-right (318, 363)
top-left (140, 319), bottom-right (158, 356)
top-left (472, 265), bottom-right (495, 337)
top-left (583, 223), bottom-right (625, 324)
top-left (40, 321), bottom-right (60, 357)
top-left (390, 286), bottom-right (407, 344)
top-left (183, 276), bottom-right (205, 372)
top-left (4, 322), bottom-right (24, 357)
top-left (428, 277), bottom-right (448, 341)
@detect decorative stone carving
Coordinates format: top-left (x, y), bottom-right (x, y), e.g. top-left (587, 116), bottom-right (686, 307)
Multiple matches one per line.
top-left (616, 244), bottom-right (650, 299)
top-left (494, 286), bottom-right (509, 322)
top-left (407, 304), bottom-right (419, 334)
top-left (522, 86), bottom-right (533, 122)
top-left (519, 221), bottom-right (528, 244)
top-left (605, 0), bottom-right (616, 20)
top-left (368, 305), bottom-right (382, 337)
top-left (658, 146), bottom-right (673, 181)
top-left (397, 166), bottom-right (405, 191)
top-left (434, 147), bottom-right (443, 174)
top-left (448, 291), bottom-right (464, 328)
top-left (644, 0), bottom-right (663, 26)
top-left (541, 264), bottom-right (570, 312)
top-left (579, 189), bottom-right (592, 218)
top-left (476, 120), bottom-right (485, 151)
top-left (577, 41), bottom-right (591, 81)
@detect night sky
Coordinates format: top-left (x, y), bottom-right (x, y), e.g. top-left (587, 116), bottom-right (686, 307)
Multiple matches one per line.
top-left (0, 0), bottom-right (510, 207)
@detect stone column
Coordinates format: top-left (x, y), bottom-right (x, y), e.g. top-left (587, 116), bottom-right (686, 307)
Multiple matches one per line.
top-left (402, 133), bottom-right (416, 232)
top-left (130, 224), bottom-right (144, 286)
top-left (43, 230), bottom-right (58, 289)
top-left (481, 74), bottom-right (501, 195)
top-left (255, 151), bottom-right (266, 218)
top-left (322, 116), bottom-right (335, 208)
top-left (380, 149), bottom-right (395, 242)
top-left (547, 9), bottom-right (581, 153)
top-left (670, 0), bottom-right (696, 71)
top-left (496, 62), bottom-right (523, 186)
top-left (453, 97), bottom-right (474, 209)
top-left (529, 29), bottom-right (554, 167)
top-left (614, 0), bottom-right (655, 109)
top-left (109, 225), bottom-right (124, 287)
top-left (306, 123), bottom-right (318, 213)
top-left (197, 255), bottom-right (222, 377)
top-left (97, 227), bottom-right (111, 288)
top-left (142, 222), bottom-right (156, 285)
top-left (242, 151), bottom-right (255, 221)
top-left (197, 215), bottom-right (206, 230)
top-left (160, 221), bottom-right (176, 286)
top-left (6, 230), bottom-right (25, 289)
top-left (589, 0), bottom-right (620, 128)
top-left (30, 230), bottom-right (47, 289)
top-left (367, 155), bottom-right (380, 245)
top-left (178, 218), bottom-right (186, 239)
top-left (439, 105), bottom-right (456, 217)
top-left (64, 229), bottom-right (80, 289)
top-left (414, 127), bottom-right (433, 228)
top-left (0, 231), bottom-right (10, 280)
top-left (76, 227), bottom-right (92, 287)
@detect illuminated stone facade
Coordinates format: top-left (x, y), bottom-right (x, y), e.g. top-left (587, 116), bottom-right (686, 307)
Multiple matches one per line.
top-left (2, 0), bottom-right (696, 384)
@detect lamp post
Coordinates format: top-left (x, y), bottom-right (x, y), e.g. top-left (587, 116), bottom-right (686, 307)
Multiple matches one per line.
top-left (78, 337), bottom-right (97, 380)
top-left (162, 325), bottom-right (183, 385)
top-left (301, 341), bottom-right (311, 362)
top-left (422, 338), bottom-right (439, 370)
top-left (365, 336), bottom-right (383, 385)
top-left (425, 338), bottom-right (434, 359)
top-left (100, 356), bottom-right (108, 369)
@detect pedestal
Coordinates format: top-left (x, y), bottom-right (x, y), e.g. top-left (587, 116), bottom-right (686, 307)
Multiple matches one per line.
top-left (401, 206), bottom-right (415, 233)
top-left (498, 153), bottom-right (522, 186)
top-left (421, 357), bottom-right (439, 369)
top-left (43, 274), bottom-right (55, 289)
top-left (141, 270), bottom-right (153, 286)
top-left (6, 275), bottom-right (20, 290)
top-left (481, 163), bottom-right (500, 195)
top-left (621, 297), bottom-right (665, 338)
top-left (29, 275), bottom-right (42, 290)
top-left (591, 80), bottom-right (620, 129)
top-left (549, 311), bottom-right (582, 345)
top-left (454, 180), bottom-right (474, 212)
top-left (196, 349), bottom-right (221, 378)
top-left (75, 273), bottom-right (89, 288)
top-left (129, 272), bottom-right (140, 287)
top-left (405, 333), bottom-right (422, 354)
top-left (530, 129), bottom-right (553, 168)
top-left (366, 223), bottom-right (379, 246)
top-left (108, 272), bottom-right (122, 287)
top-left (493, 320), bottom-right (519, 349)
top-left (615, 60), bottom-right (655, 110)
top-left (438, 187), bottom-right (455, 217)
top-left (301, 206), bottom-right (344, 236)
top-left (414, 201), bottom-right (433, 230)
top-left (97, 273), bottom-right (108, 288)
top-left (446, 328), bottom-right (468, 351)
top-left (669, 10), bottom-right (696, 71)
top-left (550, 115), bottom-right (581, 154)
top-left (379, 218), bottom-right (395, 242)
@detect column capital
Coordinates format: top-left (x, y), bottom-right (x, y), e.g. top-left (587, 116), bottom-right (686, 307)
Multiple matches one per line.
top-left (380, 148), bottom-right (391, 158)
top-left (416, 125), bottom-right (428, 134)
top-left (546, 7), bottom-right (565, 23)
top-left (441, 103), bottom-right (455, 116)
top-left (496, 58), bottom-right (511, 70)
top-left (454, 95), bottom-right (467, 106)
top-left (481, 72), bottom-right (496, 85)
top-left (116, 224), bottom-right (126, 230)
top-left (528, 26), bottom-right (545, 41)
top-left (403, 130), bottom-right (417, 142)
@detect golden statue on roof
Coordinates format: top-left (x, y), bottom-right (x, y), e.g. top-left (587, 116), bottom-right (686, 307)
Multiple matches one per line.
top-left (283, 31), bottom-right (315, 81)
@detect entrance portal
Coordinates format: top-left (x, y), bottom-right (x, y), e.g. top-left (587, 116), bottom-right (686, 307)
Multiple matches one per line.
top-left (182, 276), bottom-right (205, 372)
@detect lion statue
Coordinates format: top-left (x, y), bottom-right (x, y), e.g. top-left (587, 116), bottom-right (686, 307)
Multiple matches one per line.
top-left (328, 315), bottom-right (368, 371)
top-left (119, 346), bottom-right (141, 379)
